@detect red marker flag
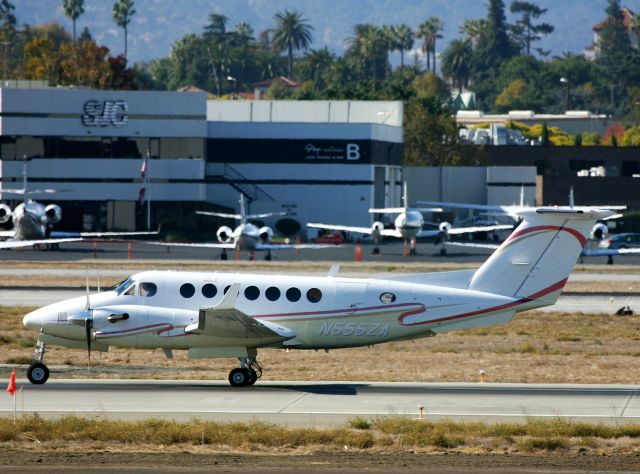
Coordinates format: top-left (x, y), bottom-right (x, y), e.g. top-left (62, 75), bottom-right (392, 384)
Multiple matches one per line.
top-left (6, 368), bottom-right (16, 397)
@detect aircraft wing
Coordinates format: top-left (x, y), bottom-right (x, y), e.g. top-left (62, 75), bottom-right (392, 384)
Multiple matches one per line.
top-left (143, 241), bottom-right (236, 249)
top-left (247, 211), bottom-right (287, 219)
top-left (185, 283), bottom-right (296, 343)
top-left (196, 210), bottom-right (242, 219)
top-left (307, 222), bottom-right (374, 235)
top-left (447, 224), bottom-right (514, 235)
top-left (0, 237), bottom-right (84, 249)
top-left (445, 241), bottom-right (500, 250)
top-left (255, 242), bottom-right (339, 250)
top-left (380, 229), bottom-right (403, 238)
top-left (52, 229), bottom-right (161, 238)
top-left (0, 230), bottom-right (15, 238)
top-left (582, 248), bottom-right (640, 256)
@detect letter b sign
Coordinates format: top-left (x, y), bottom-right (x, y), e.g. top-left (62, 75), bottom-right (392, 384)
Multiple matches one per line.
top-left (346, 143), bottom-right (360, 161)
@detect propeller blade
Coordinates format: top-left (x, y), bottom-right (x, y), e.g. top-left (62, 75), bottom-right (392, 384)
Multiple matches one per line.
top-left (85, 317), bottom-right (92, 373)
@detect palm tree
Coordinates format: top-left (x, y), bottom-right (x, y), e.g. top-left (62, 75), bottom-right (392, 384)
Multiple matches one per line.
top-left (459, 18), bottom-right (487, 48)
top-left (299, 47), bottom-right (334, 89)
top-left (394, 24), bottom-right (414, 68)
top-left (272, 9), bottom-right (313, 79)
top-left (416, 16), bottom-right (444, 73)
top-left (347, 23), bottom-right (387, 80)
top-left (62, 0), bottom-right (84, 42)
top-left (441, 39), bottom-right (473, 92)
top-left (112, 0), bottom-right (136, 59)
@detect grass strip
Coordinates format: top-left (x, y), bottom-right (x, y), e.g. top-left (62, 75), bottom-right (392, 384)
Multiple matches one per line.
top-left (0, 415), bottom-right (638, 453)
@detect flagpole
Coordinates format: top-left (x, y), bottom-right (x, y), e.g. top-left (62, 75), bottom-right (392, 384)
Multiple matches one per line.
top-left (146, 149), bottom-right (151, 232)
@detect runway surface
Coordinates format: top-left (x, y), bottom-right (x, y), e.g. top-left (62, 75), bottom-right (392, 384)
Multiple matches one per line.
top-left (0, 380), bottom-right (638, 426)
top-left (2, 287), bottom-right (637, 313)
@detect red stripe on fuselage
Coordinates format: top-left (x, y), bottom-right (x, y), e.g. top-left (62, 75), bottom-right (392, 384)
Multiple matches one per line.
top-left (398, 278), bottom-right (567, 326)
top-left (505, 225), bottom-right (587, 247)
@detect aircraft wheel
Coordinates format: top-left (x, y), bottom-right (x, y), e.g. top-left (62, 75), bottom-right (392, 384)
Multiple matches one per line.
top-left (229, 368), bottom-right (248, 387)
top-left (27, 362), bottom-right (49, 385)
top-left (245, 368), bottom-right (257, 386)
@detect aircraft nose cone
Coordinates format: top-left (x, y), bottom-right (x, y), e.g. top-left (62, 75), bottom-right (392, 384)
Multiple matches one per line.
top-left (23, 308), bottom-right (43, 329)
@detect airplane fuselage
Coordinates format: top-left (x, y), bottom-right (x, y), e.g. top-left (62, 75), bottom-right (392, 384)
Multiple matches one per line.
top-left (394, 210), bottom-right (424, 240)
top-left (23, 270), bottom-right (552, 354)
top-left (12, 202), bottom-right (48, 240)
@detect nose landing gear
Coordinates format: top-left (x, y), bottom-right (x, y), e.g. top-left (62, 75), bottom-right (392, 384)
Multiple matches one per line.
top-left (228, 357), bottom-right (262, 387)
top-left (27, 337), bottom-right (49, 384)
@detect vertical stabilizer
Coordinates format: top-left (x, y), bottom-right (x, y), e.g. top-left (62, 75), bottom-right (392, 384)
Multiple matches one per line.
top-left (468, 208), bottom-right (612, 305)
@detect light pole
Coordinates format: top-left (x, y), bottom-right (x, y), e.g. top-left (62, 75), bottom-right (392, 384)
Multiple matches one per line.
top-left (227, 76), bottom-right (238, 99)
top-left (559, 77), bottom-right (570, 112)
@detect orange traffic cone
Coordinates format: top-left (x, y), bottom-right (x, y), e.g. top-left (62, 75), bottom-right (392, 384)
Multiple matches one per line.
top-left (355, 239), bottom-right (362, 262)
top-left (403, 239), bottom-right (409, 257)
top-left (235, 245), bottom-right (241, 260)
top-left (127, 242), bottom-right (133, 259)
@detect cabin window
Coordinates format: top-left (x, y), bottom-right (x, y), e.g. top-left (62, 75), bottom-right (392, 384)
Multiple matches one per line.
top-left (286, 287), bottom-right (301, 302)
top-left (244, 285), bottom-right (260, 301)
top-left (139, 282), bottom-right (157, 297)
top-left (124, 284), bottom-right (136, 296)
top-left (224, 285), bottom-right (231, 294)
top-left (180, 283), bottom-right (195, 298)
top-left (380, 292), bottom-right (396, 304)
top-left (306, 288), bottom-right (322, 303)
top-left (202, 283), bottom-right (217, 298)
top-left (265, 286), bottom-right (280, 301)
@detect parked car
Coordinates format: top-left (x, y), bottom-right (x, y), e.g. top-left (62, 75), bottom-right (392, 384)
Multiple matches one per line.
top-left (598, 233), bottom-right (640, 249)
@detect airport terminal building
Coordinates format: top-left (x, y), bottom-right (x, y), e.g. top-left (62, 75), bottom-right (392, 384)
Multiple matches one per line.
top-left (0, 85), bottom-right (403, 233)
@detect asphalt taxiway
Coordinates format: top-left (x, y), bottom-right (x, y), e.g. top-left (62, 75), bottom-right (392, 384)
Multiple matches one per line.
top-left (0, 380), bottom-right (638, 426)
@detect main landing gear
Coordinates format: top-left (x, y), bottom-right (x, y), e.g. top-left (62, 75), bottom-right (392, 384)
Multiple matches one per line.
top-left (27, 337), bottom-right (50, 384)
top-left (228, 357), bottom-right (262, 387)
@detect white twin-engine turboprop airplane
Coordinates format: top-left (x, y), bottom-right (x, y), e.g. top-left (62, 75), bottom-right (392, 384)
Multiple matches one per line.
top-left (23, 207), bottom-right (611, 387)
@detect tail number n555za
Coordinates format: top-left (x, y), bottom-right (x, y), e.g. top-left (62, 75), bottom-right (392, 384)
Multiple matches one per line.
top-left (319, 321), bottom-right (390, 337)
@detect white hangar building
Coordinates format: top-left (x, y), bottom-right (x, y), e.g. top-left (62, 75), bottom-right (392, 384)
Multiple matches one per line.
top-left (0, 84), bottom-right (403, 234)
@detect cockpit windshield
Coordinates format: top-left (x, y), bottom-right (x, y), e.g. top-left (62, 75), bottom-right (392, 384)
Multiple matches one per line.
top-left (113, 277), bottom-right (133, 295)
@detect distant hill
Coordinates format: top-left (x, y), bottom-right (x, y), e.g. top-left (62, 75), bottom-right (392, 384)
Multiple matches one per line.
top-left (14, 0), bottom-right (626, 65)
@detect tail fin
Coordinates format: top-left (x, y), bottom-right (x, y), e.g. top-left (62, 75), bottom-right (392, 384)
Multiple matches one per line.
top-left (468, 208), bottom-right (613, 305)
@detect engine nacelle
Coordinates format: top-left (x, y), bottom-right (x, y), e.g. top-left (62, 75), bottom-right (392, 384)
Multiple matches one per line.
top-left (438, 222), bottom-right (452, 233)
top-left (216, 225), bottom-right (233, 243)
top-left (0, 203), bottom-right (11, 224)
top-left (259, 226), bottom-right (273, 243)
top-left (591, 222), bottom-right (608, 240)
top-left (44, 204), bottom-right (62, 224)
top-left (371, 221), bottom-right (384, 243)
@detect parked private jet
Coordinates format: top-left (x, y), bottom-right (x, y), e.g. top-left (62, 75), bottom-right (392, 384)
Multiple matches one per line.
top-left (148, 193), bottom-right (333, 260)
top-left (23, 206), bottom-right (611, 386)
top-left (308, 183), bottom-right (511, 255)
top-left (0, 165), bottom-right (158, 249)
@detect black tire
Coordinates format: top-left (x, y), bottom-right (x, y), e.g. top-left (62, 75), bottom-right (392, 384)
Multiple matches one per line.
top-left (27, 362), bottom-right (49, 385)
top-left (229, 368), bottom-right (248, 387)
top-left (245, 368), bottom-right (257, 386)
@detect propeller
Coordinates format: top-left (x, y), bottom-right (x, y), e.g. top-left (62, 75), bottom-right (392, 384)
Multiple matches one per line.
top-left (85, 272), bottom-right (93, 374)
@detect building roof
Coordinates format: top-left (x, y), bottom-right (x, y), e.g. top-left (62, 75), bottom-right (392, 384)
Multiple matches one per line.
top-left (593, 7), bottom-right (635, 31)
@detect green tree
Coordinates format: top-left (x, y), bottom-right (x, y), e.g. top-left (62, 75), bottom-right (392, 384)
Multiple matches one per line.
top-left (272, 9), bottom-right (313, 79)
top-left (459, 18), bottom-right (487, 49)
top-left (416, 16), bottom-right (444, 73)
top-left (472, 0), bottom-right (517, 108)
top-left (62, 0), bottom-right (84, 42)
top-left (510, 1), bottom-right (554, 56)
top-left (393, 24), bottom-right (414, 68)
top-left (112, 0), bottom-right (135, 59)
top-left (540, 123), bottom-right (550, 146)
top-left (296, 47), bottom-right (334, 91)
top-left (346, 24), bottom-right (388, 80)
top-left (441, 39), bottom-right (472, 92)
top-left (597, 0), bottom-right (633, 111)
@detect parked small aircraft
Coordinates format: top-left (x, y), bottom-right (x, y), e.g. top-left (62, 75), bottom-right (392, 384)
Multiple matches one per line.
top-left (23, 206), bottom-right (610, 386)
top-left (308, 183), bottom-right (511, 255)
top-left (0, 164), bottom-right (158, 249)
top-left (148, 193), bottom-right (333, 260)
